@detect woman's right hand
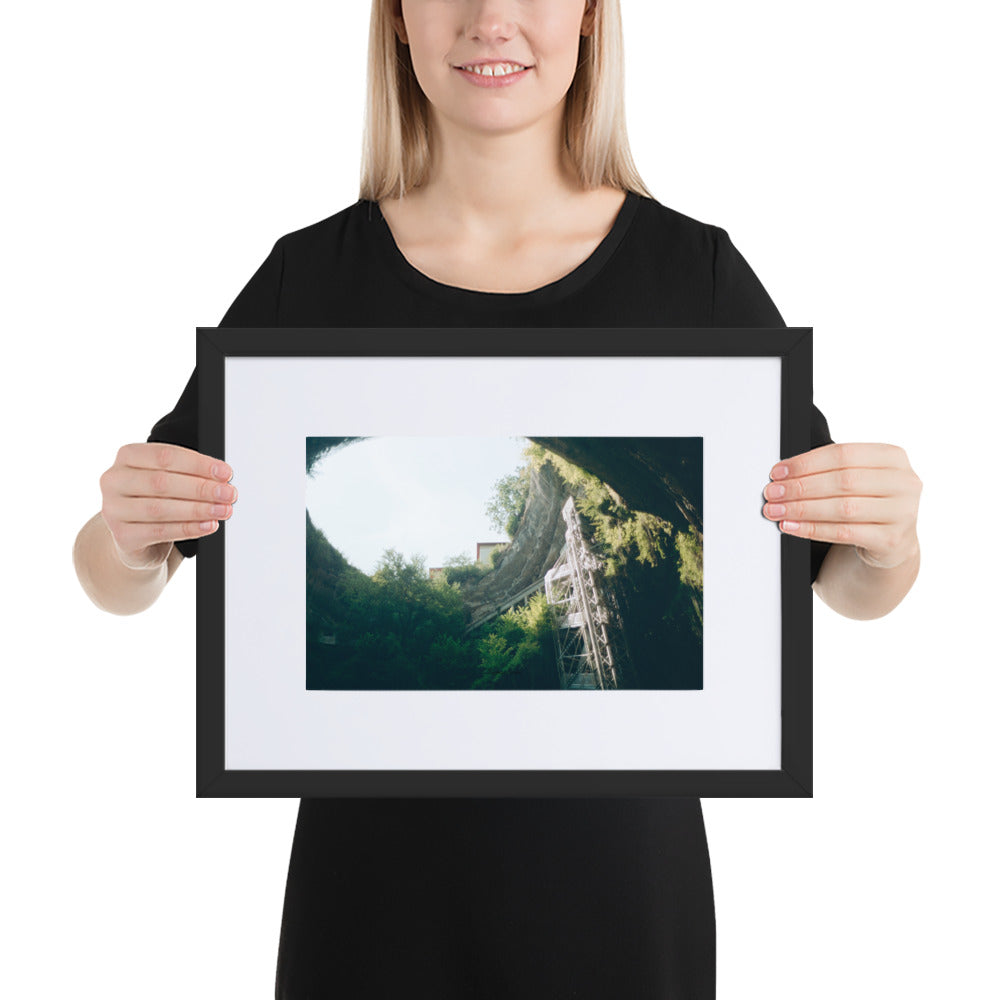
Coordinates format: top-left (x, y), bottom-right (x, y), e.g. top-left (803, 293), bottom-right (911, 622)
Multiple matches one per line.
top-left (99, 443), bottom-right (237, 571)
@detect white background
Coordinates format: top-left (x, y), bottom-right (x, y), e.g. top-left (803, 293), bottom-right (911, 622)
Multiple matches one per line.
top-left (4, 1), bottom-right (996, 997)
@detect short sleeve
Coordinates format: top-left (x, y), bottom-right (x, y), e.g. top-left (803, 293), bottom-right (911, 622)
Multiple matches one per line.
top-left (710, 226), bottom-right (834, 583)
top-left (145, 237), bottom-right (285, 557)
top-left (711, 226), bottom-right (784, 327)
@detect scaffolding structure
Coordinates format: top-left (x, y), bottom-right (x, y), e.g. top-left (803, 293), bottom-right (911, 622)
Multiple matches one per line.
top-left (544, 497), bottom-right (624, 690)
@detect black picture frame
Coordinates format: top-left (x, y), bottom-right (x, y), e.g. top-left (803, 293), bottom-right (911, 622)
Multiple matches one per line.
top-left (197, 327), bottom-right (813, 798)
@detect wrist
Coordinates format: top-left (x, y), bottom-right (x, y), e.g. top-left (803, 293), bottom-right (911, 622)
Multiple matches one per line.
top-left (99, 513), bottom-right (170, 574)
top-left (853, 536), bottom-right (920, 572)
top-left (111, 539), bottom-right (172, 574)
top-left (74, 513), bottom-right (170, 615)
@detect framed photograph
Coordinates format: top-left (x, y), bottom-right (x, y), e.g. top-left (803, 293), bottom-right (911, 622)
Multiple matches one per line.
top-left (197, 327), bottom-right (814, 798)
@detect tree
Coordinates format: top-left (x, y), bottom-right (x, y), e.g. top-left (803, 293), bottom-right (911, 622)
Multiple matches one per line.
top-left (472, 592), bottom-right (557, 689)
top-left (485, 464), bottom-right (531, 537)
top-left (372, 548), bottom-right (430, 603)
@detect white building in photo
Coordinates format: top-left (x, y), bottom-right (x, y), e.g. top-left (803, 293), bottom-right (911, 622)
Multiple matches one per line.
top-left (476, 541), bottom-right (507, 566)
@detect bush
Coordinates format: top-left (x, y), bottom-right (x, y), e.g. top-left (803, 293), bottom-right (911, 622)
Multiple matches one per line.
top-left (524, 444), bottom-right (673, 576)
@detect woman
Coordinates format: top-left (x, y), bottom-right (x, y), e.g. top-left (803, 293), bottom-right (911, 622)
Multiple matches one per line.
top-left (74, 1), bottom-right (921, 996)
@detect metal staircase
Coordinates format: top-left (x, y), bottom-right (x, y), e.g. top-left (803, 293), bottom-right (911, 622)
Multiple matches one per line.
top-left (544, 497), bottom-right (623, 690)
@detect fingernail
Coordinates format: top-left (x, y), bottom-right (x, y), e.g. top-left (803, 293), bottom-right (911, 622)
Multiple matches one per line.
top-left (771, 464), bottom-right (789, 480)
top-left (781, 520), bottom-right (800, 532)
top-left (764, 483), bottom-right (785, 499)
top-left (199, 520), bottom-right (217, 532)
top-left (765, 503), bottom-right (786, 517)
top-left (212, 463), bottom-right (231, 480)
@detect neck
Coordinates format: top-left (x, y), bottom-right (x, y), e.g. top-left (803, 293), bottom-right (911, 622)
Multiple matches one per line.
top-left (415, 109), bottom-right (583, 236)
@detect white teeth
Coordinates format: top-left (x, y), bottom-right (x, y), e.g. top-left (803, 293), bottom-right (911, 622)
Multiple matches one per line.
top-left (461, 62), bottom-right (526, 77)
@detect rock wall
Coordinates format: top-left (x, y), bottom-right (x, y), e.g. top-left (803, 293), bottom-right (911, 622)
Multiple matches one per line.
top-left (529, 437), bottom-right (702, 534)
top-left (460, 460), bottom-right (571, 622)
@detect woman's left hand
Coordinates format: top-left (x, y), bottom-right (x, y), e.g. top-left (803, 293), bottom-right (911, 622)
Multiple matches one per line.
top-left (761, 443), bottom-right (922, 569)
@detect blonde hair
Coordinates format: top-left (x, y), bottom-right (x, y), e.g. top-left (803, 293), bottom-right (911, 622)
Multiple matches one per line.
top-left (359, 0), bottom-right (655, 202)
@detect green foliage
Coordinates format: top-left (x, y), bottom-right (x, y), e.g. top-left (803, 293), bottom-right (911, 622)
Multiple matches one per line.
top-left (488, 544), bottom-right (509, 568)
top-left (307, 526), bottom-right (474, 689)
top-left (524, 444), bottom-right (673, 576)
top-left (486, 465), bottom-right (531, 538)
top-left (437, 551), bottom-right (490, 588)
top-left (372, 547), bottom-right (429, 596)
top-left (674, 525), bottom-right (703, 592)
top-left (472, 592), bottom-right (555, 689)
top-left (506, 589), bottom-right (555, 634)
top-left (305, 437), bottom-right (366, 477)
top-left (307, 523), bottom-right (557, 690)
top-left (474, 633), bottom-right (519, 688)
top-left (441, 562), bottom-right (489, 587)
top-left (305, 509), bottom-right (375, 643)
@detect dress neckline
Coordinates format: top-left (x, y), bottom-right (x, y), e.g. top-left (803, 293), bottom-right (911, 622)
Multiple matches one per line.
top-left (366, 190), bottom-right (640, 308)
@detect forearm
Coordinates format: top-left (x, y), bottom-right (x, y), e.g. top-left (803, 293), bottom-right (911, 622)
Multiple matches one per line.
top-left (812, 540), bottom-right (920, 621)
top-left (72, 512), bottom-right (183, 615)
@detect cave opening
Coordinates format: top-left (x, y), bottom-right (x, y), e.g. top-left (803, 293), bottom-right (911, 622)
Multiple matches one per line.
top-left (305, 435), bottom-right (703, 691)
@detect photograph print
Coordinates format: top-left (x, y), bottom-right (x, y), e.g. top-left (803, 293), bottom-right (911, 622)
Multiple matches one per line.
top-left (305, 434), bottom-right (703, 692)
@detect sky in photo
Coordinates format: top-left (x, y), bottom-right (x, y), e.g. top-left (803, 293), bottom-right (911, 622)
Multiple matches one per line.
top-left (306, 436), bottom-right (530, 575)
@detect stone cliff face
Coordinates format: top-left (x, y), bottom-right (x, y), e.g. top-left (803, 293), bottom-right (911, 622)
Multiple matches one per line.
top-left (460, 460), bottom-right (571, 625)
top-left (529, 437), bottom-right (702, 535)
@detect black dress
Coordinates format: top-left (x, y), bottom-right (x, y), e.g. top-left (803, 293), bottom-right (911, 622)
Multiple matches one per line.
top-left (148, 191), bottom-right (834, 999)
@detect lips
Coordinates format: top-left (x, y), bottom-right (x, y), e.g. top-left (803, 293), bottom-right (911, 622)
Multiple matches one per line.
top-left (453, 59), bottom-right (533, 69)
top-left (454, 64), bottom-right (532, 88)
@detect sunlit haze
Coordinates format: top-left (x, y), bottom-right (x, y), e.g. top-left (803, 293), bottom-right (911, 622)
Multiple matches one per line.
top-left (306, 436), bottom-right (530, 575)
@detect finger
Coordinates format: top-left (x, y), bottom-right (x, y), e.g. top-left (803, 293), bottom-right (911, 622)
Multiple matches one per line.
top-left (770, 443), bottom-right (910, 481)
top-left (114, 467), bottom-right (238, 504)
top-left (111, 518), bottom-right (220, 553)
top-left (105, 495), bottom-right (234, 525)
top-left (763, 467), bottom-right (912, 503)
top-left (117, 442), bottom-right (232, 482)
top-left (761, 495), bottom-right (897, 524)
top-left (773, 519), bottom-right (892, 551)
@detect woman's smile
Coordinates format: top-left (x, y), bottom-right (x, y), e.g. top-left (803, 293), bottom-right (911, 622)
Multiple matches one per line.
top-left (453, 61), bottom-right (533, 88)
